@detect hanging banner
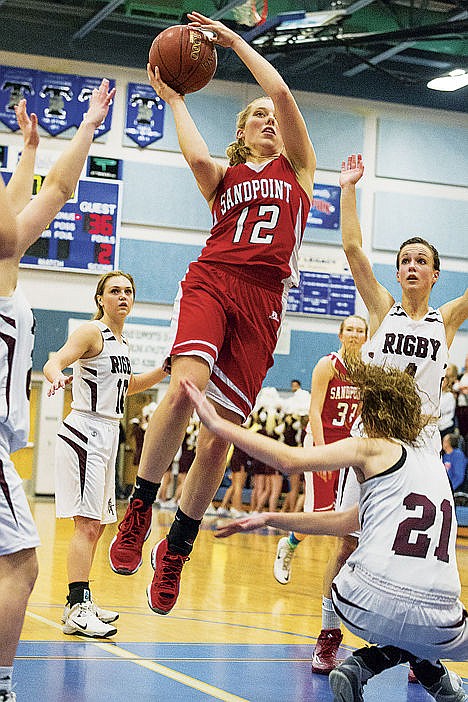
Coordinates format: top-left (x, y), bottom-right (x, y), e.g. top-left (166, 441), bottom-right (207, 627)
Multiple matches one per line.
top-left (125, 82), bottom-right (165, 147)
top-left (36, 71), bottom-right (75, 136)
top-left (0, 66), bottom-right (115, 138)
top-left (0, 66), bottom-right (36, 131)
top-left (306, 183), bottom-right (341, 231)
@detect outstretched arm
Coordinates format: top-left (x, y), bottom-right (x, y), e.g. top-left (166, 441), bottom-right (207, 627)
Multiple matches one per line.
top-left (0, 175), bottom-right (18, 259)
top-left (215, 505), bottom-right (359, 538)
top-left (340, 154), bottom-right (393, 334)
top-left (182, 378), bottom-right (363, 474)
top-left (16, 79), bottom-right (115, 257)
top-left (147, 64), bottom-right (224, 204)
top-left (188, 13), bottom-right (315, 197)
top-left (128, 366), bottom-right (168, 395)
top-left (6, 99), bottom-right (39, 214)
top-left (43, 323), bottom-right (102, 396)
top-left (440, 289), bottom-right (468, 348)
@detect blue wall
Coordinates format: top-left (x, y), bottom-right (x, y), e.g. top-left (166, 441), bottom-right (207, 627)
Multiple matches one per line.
top-left (373, 263), bottom-right (468, 331)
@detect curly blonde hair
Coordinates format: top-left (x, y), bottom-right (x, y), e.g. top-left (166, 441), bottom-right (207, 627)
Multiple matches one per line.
top-left (343, 353), bottom-right (427, 443)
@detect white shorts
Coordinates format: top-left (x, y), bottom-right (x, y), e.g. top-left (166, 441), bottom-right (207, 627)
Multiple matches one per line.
top-left (0, 439), bottom-right (40, 556)
top-left (55, 410), bottom-right (118, 524)
top-left (332, 563), bottom-right (468, 662)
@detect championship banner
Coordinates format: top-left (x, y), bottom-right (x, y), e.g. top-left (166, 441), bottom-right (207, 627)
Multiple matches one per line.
top-left (0, 170), bottom-right (122, 273)
top-left (306, 183), bottom-right (341, 231)
top-left (125, 82), bottom-right (165, 147)
top-left (287, 250), bottom-right (356, 317)
top-left (0, 66), bottom-right (115, 138)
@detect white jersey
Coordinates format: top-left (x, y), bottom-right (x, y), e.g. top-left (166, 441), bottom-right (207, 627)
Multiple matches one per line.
top-left (0, 286), bottom-right (35, 453)
top-left (71, 320), bottom-right (131, 420)
top-left (348, 442), bottom-right (460, 601)
top-left (366, 303), bottom-right (448, 421)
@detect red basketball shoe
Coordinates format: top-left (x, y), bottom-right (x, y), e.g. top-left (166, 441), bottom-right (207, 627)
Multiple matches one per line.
top-left (147, 538), bottom-right (189, 615)
top-left (311, 628), bottom-right (343, 675)
top-left (109, 498), bottom-right (152, 575)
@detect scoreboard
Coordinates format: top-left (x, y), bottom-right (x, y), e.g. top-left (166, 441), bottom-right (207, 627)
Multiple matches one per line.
top-left (1, 171), bottom-right (122, 273)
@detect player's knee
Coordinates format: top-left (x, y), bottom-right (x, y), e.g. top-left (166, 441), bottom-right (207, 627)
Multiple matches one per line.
top-left (75, 516), bottom-right (102, 543)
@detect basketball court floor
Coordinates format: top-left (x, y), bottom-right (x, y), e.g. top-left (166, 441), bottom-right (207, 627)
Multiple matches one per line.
top-left (17, 499), bottom-right (468, 701)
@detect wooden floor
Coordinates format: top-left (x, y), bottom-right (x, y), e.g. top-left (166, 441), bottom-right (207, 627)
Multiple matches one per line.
top-left (16, 498), bottom-right (468, 701)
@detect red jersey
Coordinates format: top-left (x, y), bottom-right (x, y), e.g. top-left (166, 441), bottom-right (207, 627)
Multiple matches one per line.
top-left (200, 155), bottom-right (311, 290)
top-left (313, 352), bottom-right (361, 444)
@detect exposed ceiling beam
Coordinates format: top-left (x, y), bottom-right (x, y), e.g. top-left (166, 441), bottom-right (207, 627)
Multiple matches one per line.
top-left (344, 8), bottom-right (468, 75)
top-left (72, 0), bottom-right (125, 41)
top-left (211, 0), bottom-right (249, 20)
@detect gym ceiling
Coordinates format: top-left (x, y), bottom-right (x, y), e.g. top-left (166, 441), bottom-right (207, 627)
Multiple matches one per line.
top-left (0, 0), bottom-right (467, 111)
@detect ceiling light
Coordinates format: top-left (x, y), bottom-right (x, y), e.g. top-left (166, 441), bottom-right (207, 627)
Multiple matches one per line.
top-left (277, 10), bottom-right (346, 30)
top-left (427, 69), bottom-right (468, 91)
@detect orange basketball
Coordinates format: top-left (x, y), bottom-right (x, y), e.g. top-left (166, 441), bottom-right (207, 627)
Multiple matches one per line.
top-left (148, 25), bottom-right (217, 95)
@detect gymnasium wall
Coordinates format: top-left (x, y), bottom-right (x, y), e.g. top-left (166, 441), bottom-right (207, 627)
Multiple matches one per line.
top-left (1, 49), bottom-right (466, 395)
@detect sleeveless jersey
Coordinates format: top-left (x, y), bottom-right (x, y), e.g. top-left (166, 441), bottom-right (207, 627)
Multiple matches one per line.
top-left (71, 320), bottom-right (131, 420)
top-left (349, 443), bottom-right (460, 600)
top-left (306, 353), bottom-right (360, 444)
top-left (202, 155), bottom-right (311, 289)
top-left (0, 286), bottom-right (35, 453)
top-left (366, 304), bottom-right (448, 420)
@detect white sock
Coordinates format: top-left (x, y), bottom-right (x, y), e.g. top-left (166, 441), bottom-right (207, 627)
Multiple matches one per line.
top-left (0, 666), bottom-right (13, 693)
top-left (321, 596), bottom-right (341, 630)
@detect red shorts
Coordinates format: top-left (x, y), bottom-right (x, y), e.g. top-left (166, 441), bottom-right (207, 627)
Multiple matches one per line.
top-left (165, 261), bottom-right (285, 419)
top-left (303, 433), bottom-right (338, 512)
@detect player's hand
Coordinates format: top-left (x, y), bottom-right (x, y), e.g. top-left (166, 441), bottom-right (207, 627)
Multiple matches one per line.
top-left (14, 99), bottom-right (39, 149)
top-left (83, 79), bottom-right (115, 129)
top-left (47, 373), bottom-right (72, 396)
top-left (181, 379), bottom-right (219, 430)
top-left (339, 153), bottom-right (364, 188)
top-left (215, 513), bottom-right (268, 537)
top-left (187, 12), bottom-right (238, 48)
top-left (146, 64), bottom-right (183, 104)
top-left (316, 470), bottom-right (334, 481)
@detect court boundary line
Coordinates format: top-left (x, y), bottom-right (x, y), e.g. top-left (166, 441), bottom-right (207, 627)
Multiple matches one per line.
top-left (25, 611), bottom-right (250, 701)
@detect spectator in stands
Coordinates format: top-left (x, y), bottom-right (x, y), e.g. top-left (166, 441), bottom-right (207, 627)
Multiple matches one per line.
top-left (439, 364), bottom-right (458, 440)
top-left (454, 354), bottom-right (468, 452)
top-left (442, 433), bottom-right (467, 492)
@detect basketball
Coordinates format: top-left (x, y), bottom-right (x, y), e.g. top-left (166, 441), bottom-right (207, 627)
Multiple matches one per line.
top-left (148, 25), bottom-right (217, 95)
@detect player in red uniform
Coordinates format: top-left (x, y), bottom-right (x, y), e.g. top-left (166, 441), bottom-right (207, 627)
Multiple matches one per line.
top-left (273, 316), bottom-right (368, 674)
top-left (109, 12), bottom-right (316, 616)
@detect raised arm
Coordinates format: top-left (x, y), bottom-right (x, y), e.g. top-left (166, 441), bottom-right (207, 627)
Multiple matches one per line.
top-left (340, 154), bottom-right (393, 335)
top-left (147, 64), bottom-right (225, 204)
top-left (440, 288), bottom-right (468, 348)
top-left (43, 323), bottom-right (102, 396)
top-left (188, 12), bottom-right (316, 197)
top-left (16, 79), bottom-right (115, 257)
top-left (0, 175), bottom-right (18, 260)
top-left (308, 356), bottom-right (333, 446)
top-left (182, 378), bottom-right (363, 474)
top-left (6, 99), bottom-right (39, 214)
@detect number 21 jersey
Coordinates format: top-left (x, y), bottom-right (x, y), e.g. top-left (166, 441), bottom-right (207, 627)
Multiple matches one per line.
top-left (349, 443), bottom-right (460, 601)
top-left (71, 320), bottom-right (131, 419)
